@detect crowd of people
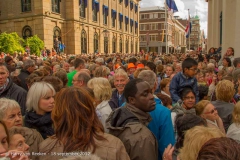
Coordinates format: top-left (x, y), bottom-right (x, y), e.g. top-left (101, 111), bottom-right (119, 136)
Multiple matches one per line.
top-left (0, 46), bottom-right (240, 160)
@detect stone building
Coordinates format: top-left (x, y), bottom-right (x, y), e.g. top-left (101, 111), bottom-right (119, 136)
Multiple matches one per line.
top-left (0, 0), bottom-right (140, 55)
top-left (139, 6), bottom-right (186, 54)
top-left (206, 0), bottom-right (240, 57)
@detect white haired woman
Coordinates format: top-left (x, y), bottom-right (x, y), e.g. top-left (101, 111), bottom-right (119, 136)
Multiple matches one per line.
top-left (24, 82), bottom-right (55, 139)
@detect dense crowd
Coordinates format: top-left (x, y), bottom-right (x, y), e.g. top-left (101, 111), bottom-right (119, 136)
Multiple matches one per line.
top-left (0, 47), bottom-right (240, 160)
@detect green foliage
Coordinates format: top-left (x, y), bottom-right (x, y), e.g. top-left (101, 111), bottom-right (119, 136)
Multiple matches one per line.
top-left (25, 35), bottom-right (44, 56)
top-left (0, 32), bottom-right (25, 54)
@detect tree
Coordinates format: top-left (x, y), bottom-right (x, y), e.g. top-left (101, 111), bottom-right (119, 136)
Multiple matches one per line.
top-left (0, 32), bottom-right (25, 54)
top-left (25, 35), bottom-right (44, 56)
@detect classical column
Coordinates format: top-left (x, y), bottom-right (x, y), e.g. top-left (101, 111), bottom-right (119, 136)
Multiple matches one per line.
top-left (234, 0), bottom-right (240, 57)
top-left (207, 0), bottom-right (213, 51)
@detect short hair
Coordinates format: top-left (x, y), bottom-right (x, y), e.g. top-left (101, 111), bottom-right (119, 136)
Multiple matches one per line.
top-left (76, 72), bottom-right (91, 85)
top-left (124, 78), bottom-right (144, 103)
top-left (180, 87), bottom-right (195, 100)
top-left (113, 69), bottom-right (128, 79)
top-left (182, 58), bottom-right (198, 72)
top-left (137, 70), bottom-right (156, 89)
top-left (198, 85), bottom-right (209, 101)
top-left (94, 66), bottom-right (110, 78)
top-left (160, 78), bottom-right (170, 91)
top-left (128, 57), bottom-right (137, 64)
top-left (175, 114), bottom-right (206, 150)
top-left (145, 61), bottom-right (156, 73)
top-left (179, 126), bottom-right (225, 160)
top-left (223, 57), bottom-right (232, 67)
top-left (26, 82), bottom-right (56, 112)
top-left (87, 77), bottom-right (112, 101)
top-left (233, 57), bottom-right (240, 67)
top-left (156, 93), bottom-right (172, 107)
top-left (23, 59), bottom-right (35, 70)
top-left (166, 65), bottom-right (175, 72)
top-left (133, 68), bottom-right (147, 79)
top-left (195, 100), bottom-right (211, 116)
top-left (42, 76), bottom-right (63, 92)
top-left (0, 98), bottom-right (21, 120)
top-left (53, 69), bottom-right (68, 87)
top-left (215, 80), bottom-right (235, 102)
top-left (232, 101), bottom-right (240, 125)
top-left (73, 58), bottom-right (85, 68)
top-left (197, 137), bottom-right (240, 160)
top-left (0, 63), bottom-right (9, 72)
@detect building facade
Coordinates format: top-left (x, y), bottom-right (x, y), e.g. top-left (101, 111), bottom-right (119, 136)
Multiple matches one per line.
top-left (0, 0), bottom-right (140, 55)
top-left (139, 6), bottom-right (186, 54)
top-left (186, 16), bottom-right (201, 51)
top-left (206, 0), bottom-right (240, 57)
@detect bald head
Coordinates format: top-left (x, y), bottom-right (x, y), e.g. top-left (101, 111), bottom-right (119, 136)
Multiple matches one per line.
top-left (72, 71), bottom-right (91, 87)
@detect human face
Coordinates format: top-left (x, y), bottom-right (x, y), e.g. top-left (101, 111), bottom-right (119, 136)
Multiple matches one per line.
top-left (130, 82), bottom-right (156, 112)
top-left (217, 74), bottom-right (223, 81)
top-left (162, 82), bottom-right (170, 96)
top-left (128, 68), bottom-right (136, 75)
top-left (201, 103), bottom-right (218, 121)
top-left (175, 65), bottom-right (181, 73)
top-left (37, 90), bottom-right (55, 115)
top-left (0, 124), bottom-right (8, 154)
top-left (0, 66), bottom-right (9, 87)
top-left (184, 65), bottom-right (198, 77)
top-left (9, 134), bottom-right (29, 153)
top-left (223, 59), bottom-right (228, 67)
top-left (2, 108), bottom-right (22, 128)
top-left (182, 92), bottom-right (196, 109)
top-left (198, 62), bottom-right (202, 70)
top-left (226, 48), bottom-right (233, 56)
top-left (197, 74), bottom-right (204, 82)
top-left (114, 75), bottom-right (129, 94)
top-left (166, 66), bottom-right (174, 77)
top-left (63, 63), bottom-right (70, 72)
top-left (72, 73), bottom-right (83, 87)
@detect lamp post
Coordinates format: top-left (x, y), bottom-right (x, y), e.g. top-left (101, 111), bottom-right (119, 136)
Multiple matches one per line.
top-left (103, 29), bottom-right (109, 54)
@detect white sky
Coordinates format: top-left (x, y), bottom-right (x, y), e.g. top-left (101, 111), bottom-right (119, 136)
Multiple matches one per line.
top-left (140, 0), bottom-right (208, 36)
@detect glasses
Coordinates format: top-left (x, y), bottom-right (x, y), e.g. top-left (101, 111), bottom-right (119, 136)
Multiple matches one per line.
top-left (72, 79), bottom-right (80, 83)
top-left (189, 68), bottom-right (198, 72)
top-left (204, 108), bottom-right (217, 114)
top-left (184, 96), bottom-right (195, 100)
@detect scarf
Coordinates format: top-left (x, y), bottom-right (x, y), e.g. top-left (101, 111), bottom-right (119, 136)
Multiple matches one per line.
top-left (0, 78), bottom-right (9, 95)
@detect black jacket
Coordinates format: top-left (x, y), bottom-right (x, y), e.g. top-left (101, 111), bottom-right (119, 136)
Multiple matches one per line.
top-left (18, 69), bottom-right (30, 91)
top-left (0, 78), bottom-right (27, 115)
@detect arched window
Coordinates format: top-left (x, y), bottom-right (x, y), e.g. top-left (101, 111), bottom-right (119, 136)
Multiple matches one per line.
top-left (81, 29), bottom-right (87, 53)
top-left (104, 37), bottom-right (108, 53)
top-left (22, 25), bottom-right (32, 39)
top-left (94, 32), bottom-right (99, 53)
top-left (112, 36), bottom-right (116, 53)
top-left (53, 26), bottom-right (61, 44)
top-left (125, 39), bottom-right (129, 53)
top-left (119, 37), bottom-right (122, 53)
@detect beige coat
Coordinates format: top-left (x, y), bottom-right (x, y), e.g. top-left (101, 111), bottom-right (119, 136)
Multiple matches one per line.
top-left (38, 133), bottom-right (130, 160)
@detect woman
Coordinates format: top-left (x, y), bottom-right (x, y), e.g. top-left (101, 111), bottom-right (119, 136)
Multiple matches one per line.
top-left (222, 57), bottom-right (232, 73)
top-left (25, 82), bottom-right (55, 139)
top-left (195, 100), bottom-right (225, 134)
top-left (164, 65), bottom-right (174, 78)
top-left (87, 77), bottom-right (112, 132)
top-left (39, 87), bottom-right (130, 160)
top-left (159, 78), bottom-right (171, 97)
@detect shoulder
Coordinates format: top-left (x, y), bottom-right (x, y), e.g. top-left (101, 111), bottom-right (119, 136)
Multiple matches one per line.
top-left (39, 137), bottom-right (63, 153)
top-left (10, 83), bottom-right (27, 94)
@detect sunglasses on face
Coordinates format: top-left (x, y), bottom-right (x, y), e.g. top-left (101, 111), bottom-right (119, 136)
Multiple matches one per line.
top-left (204, 108), bottom-right (217, 114)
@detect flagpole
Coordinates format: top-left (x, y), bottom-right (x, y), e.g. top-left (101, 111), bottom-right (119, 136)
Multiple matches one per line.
top-left (188, 9), bottom-right (190, 50)
top-left (165, 2), bottom-right (168, 54)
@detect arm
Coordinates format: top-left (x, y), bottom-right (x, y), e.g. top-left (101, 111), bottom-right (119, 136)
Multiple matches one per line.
top-left (169, 76), bottom-right (180, 104)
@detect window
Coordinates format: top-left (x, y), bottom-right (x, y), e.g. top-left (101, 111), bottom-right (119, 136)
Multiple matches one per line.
top-left (79, 0), bottom-right (86, 18)
top-left (21, 0), bottom-right (31, 12)
top-left (81, 30), bottom-right (87, 53)
top-left (112, 9), bottom-right (116, 27)
top-left (154, 13), bottom-right (158, 18)
top-left (135, 21), bottom-right (138, 34)
top-left (93, 32), bottom-right (99, 53)
top-left (150, 35), bottom-right (158, 41)
top-left (103, 5), bottom-right (108, 25)
top-left (140, 35), bottom-right (146, 41)
top-left (52, 0), bottom-right (60, 13)
top-left (125, 0), bottom-right (129, 7)
top-left (131, 41), bottom-right (133, 53)
top-left (104, 37), bottom-right (108, 53)
top-left (125, 16), bottom-right (129, 32)
top-left (119, 13), bottom-right (123, 30)
top-left (125, 39), bottom-right (129, 53)
top-left (92, 1), bottom-right (99, 22)
top-left (135, 41), bottom-right (138, 53)
top-left (112, 36), bottom-right (116, 53)
top-left (119, 0), bottom-right (123, 3)
top-left (22, 25), bottom-right (32, 39)
top-left (160, 13), bottom-right (165, 18)
top-left (119, 37), bottom-right (122, 52)
top-left (150, 23), bottom-right (157, 30)
top-left (140, 24), bottom-right (146, 31)
top-left (140, 14), bottom-right (148, 20)
top-left (149, 14), bottom-right (153, 19)
top-left (130, 19), bottom-right (133, 33)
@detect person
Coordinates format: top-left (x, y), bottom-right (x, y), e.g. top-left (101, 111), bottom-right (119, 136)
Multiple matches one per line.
top-left (62, 62), bottom-right (70, 73)
top-left (169, 58), bottom-right (199, 104)
top-left (127, 63), bottom-right (136, 80)
top-left (159, 78), bottom-right (171, 97)
top-left (67, 58), bottom-right (85, 86)
top-left (72, 71), bottom-right (91, 87)
top-left (0, 63), bottom-right (27, 116)
top-left (108, 69), bottom-right (129, 110)
top-left (107, 79), bottom-right (158, 160)
top-left (211, 80), bottom-right (235, 132)
top-left (227, 101), bottom-right (240, 142)
top-left (39, 87), bottom-right (130, 160)
top-left (24, 82), bottom-right (55, 139)
top-left (195, 100), bottom-right (225, 134)
top-left (17, 59), bottom-right (35, 91)
top-left (164, 65), bottom-right (174, 78)
top-left (87, 77), bottom-right (112, 132)
top-left (198, 85), bottom-right (209, 100)
top-left (137, 70), bottom-right (175, 160)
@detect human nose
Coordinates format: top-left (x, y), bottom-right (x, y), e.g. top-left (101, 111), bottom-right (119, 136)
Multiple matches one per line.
top-left (24, 143), bottom-right (30, 152)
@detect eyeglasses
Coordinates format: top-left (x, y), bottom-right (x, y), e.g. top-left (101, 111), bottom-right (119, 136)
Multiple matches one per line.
top-left (188, 68), bottom-right (198, 72)
top-left (72, 79), bottom-right (80, 83)
top-left (184, 96), bottom-right (195, 100)
top-left (204, 108), bottom-right (217, 114)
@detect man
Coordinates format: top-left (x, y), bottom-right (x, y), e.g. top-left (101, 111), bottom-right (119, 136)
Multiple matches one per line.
top-left (72, 71), bottom-right (91, 87)
top-left (62, 62), bottom-right (70, 73)
top-left (107, 78), bottom-right (158, 160)
top-left (17, 59), bottom-right (35, 91)
top-left (108, 69), bottom-right (129, 110)
top-left (67, 58), bottom-right (85, 86)
top-left (138, 70), bottom-right (175, 160)
top-left (0, 63), bottom-right (27, 115)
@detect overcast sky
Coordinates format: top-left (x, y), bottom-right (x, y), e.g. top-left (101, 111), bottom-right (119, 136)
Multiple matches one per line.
top-left (140, 0), bottom-right (208, 36)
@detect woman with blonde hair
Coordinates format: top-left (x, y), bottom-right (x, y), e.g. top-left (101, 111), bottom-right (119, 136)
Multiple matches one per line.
top-left (39, 87), bottom-right (130, 160)
top-left (195, 100), bottom-right (225, 134)
top-left (87, 77), bottom-right (112, 132)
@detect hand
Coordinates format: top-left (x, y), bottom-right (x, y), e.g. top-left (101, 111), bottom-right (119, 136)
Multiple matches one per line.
top-left (163, 144), bottom-right (174, 160)
top-left (0, 150), bottom-right (29, 160)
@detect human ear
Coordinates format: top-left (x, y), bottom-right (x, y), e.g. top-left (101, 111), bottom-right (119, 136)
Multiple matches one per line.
top-left (128, 97), bottom-right (135, 105)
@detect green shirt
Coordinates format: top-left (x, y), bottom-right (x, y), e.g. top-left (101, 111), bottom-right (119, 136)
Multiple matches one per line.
top-left (67, 70), bottom-right (77, 87)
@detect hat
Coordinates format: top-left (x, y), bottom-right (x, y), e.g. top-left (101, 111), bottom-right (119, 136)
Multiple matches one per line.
top-left (115, 63), bottom-right (121, 70)
top-left (127, 63), bottom-right (136, 69)
top-left (136, 63), bottom-right (144, 69)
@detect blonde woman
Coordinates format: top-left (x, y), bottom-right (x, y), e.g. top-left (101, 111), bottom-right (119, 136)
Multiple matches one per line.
top-left (227, 101), bottom-right (240, 142)
top-left (195, 100), bottom-right (225, 134)
top-left (87, 77), bottom-right (112, 132)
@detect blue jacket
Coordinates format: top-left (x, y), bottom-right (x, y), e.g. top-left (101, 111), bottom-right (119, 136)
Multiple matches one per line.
top-left (169, 72), bottom-right (199, 104)
top-left (148, 97), bottom-right (175, 160)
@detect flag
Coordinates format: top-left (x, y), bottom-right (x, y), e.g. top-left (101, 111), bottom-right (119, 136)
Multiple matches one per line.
top-left (166, 0), bottom-right (178, 13)
top-left (185, 9), bottom-right (191, 38)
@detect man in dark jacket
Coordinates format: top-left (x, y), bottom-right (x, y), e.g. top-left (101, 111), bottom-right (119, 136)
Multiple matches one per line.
top-left (107, 78), bottom-right (158, 160)
top-left (0, 63), bottom-right (27, 115)
top-left (17, 59), bottom-right (35, 91)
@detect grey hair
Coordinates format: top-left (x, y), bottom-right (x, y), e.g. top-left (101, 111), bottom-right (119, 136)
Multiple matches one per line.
top-left (26, 82), bottom-right (56, 112)
top-left (77, 72), bottom-right (91, 85)
top-left (138, 70), bottom-right (156, 89)
top-left (23, 59), bottom-right (35, 70)
top-left (0, 98), bottom-right (21, 120)
top-left (113, 69), bottom-right (128, 79)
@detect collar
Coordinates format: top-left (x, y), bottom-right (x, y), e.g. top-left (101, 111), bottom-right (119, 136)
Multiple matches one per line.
top-left (180, 72), bottom-right (189, 79)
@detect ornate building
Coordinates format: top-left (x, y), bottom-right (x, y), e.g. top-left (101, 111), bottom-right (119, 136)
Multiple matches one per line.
top-left (0, 0), bottom-right (140, 55)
